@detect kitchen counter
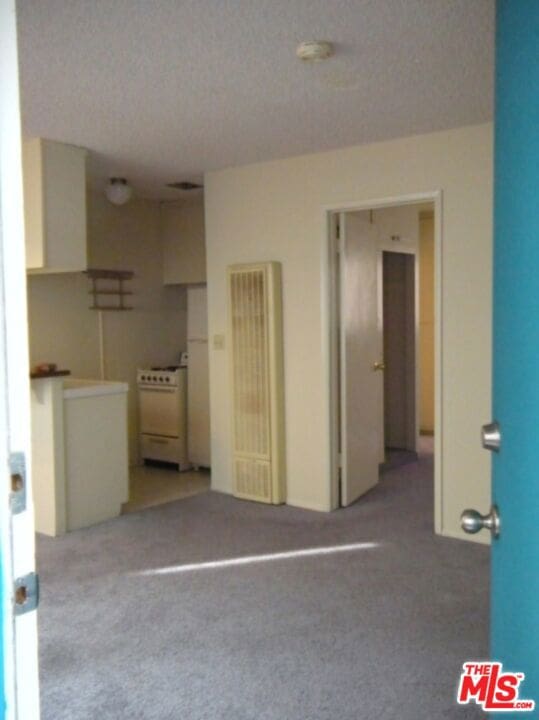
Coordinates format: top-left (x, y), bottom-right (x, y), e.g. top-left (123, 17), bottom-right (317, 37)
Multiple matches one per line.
top-left (30, 369), bottom-right (70, 379)
top-left (63, 378), bottom-right (128, 399)
top-left (31, 375), bottom-right (129, 535)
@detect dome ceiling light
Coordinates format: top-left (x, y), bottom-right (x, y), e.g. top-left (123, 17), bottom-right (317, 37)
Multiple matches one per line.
top-left (105, 177), bottom-right (133, 206)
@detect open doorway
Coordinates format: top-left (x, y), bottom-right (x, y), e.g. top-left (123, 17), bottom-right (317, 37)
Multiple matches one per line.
top-left (328, 196), bottom-right (439, 516)
top-left (381, 248), bottom-right (417, 469)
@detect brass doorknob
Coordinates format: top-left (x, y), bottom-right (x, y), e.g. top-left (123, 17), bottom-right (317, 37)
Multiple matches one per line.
top-left (372, 361), bottom-right (386, 371)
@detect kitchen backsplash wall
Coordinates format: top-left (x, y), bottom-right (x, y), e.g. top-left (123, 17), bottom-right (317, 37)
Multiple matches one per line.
top-left (28, 271), bottom-right (101, 378)
top-left (27, 192), bottom-right (187, 464)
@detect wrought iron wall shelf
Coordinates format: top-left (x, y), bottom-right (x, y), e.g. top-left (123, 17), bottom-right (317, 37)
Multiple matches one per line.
top-left (85, 268), bottom-right (134, 311)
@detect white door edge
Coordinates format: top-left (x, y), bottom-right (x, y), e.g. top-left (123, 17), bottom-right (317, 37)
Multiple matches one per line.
top-left (0, 1), bottom-right (41, 717)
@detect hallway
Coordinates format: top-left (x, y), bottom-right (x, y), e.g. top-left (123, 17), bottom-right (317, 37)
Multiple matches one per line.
top-left (36, 443), bottom-right (488, 719)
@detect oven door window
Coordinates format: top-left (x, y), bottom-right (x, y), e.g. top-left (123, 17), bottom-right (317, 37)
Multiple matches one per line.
top-left (139, 386), bottom-right (179, 437)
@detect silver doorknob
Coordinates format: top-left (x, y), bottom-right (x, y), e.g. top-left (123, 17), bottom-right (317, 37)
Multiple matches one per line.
top-left (482, 420), bottom-right (501, 452)
top-left (460, 505), bottom-right (500, 538)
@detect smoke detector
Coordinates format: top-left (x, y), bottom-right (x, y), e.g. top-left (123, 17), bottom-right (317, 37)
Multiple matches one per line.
top-left (296, 41), bottom-right (334, 62)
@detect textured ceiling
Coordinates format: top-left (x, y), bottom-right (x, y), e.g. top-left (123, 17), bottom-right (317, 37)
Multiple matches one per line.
top-left (16, 0), bottom-right (494, 200)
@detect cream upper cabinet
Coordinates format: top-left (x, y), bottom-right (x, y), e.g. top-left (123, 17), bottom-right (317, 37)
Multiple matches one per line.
top-left (23, 138), bottom-right (88, 273)
top-left (161, 199), bottom-right (206, 284)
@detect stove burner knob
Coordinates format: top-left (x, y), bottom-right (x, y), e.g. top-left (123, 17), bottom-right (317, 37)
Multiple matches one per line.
top-left (159, 377), bottom-right (163, 382)
top-left (165, 377), bottom-right (170, 382)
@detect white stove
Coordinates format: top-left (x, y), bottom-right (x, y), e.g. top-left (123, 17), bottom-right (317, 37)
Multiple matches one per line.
top-left (137, 367), bottom-right (190, 470)
top-left (137, 367), bottom-right (182, 387)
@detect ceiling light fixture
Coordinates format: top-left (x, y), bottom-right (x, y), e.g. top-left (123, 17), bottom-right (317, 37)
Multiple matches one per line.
top-left (296, 40), bottom-right (334, 62)
top-left (105, 177), bottom-right (133, 206)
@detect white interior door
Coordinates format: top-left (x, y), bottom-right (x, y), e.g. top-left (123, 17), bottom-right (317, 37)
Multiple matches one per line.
top-left (340, 212), bottom-right (383, 506)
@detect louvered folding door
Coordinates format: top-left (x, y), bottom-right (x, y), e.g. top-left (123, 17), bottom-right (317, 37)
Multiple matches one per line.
top-left (228, 262), bottom-right (285, 503)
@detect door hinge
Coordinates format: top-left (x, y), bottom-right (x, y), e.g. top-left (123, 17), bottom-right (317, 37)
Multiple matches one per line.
top-left (9, 451), bottom-right (26, 515)
top-left (14, 572), bottom-right (39, 616)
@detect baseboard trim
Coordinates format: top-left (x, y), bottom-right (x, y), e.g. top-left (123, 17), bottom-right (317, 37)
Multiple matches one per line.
top-left (209, 487), bottom-right (331, 513)
top-left (438, 527), bottom-right (491, 546)
top-left (286, 497), bottom-right (331, 513)
top-left (210, 482), bottom-right (233, 495)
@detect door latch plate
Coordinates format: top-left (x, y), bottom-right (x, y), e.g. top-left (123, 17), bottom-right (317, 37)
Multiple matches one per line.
top-left (9, 451), bottom-right (26, 514)
top-left (14, 572), bottom-right (39, 616)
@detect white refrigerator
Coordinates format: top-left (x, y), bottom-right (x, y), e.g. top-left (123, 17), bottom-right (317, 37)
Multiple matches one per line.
top-left (187, 287), bottom-right (211, 468)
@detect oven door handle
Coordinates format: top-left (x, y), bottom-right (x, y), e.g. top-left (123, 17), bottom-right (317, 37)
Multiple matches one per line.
top-left (138, 386), bottom-right (176, 393)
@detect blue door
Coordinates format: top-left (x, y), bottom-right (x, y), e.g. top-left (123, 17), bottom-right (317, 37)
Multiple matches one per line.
top-left (492, 0), bottom-right (539, 710)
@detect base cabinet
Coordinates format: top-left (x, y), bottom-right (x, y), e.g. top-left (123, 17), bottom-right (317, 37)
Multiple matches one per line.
top-left (31, 377), bottom-right (129, 535)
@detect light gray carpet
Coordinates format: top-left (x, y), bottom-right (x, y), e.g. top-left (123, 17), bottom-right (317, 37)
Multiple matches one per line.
top-left (37, 443), bottom-right (488, 719)
top-left (380, 447), bottom-right (418, 472)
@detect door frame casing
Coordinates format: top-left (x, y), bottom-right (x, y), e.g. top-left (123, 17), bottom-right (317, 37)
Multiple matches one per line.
top-left (321, 191), bottom-right (443, 530)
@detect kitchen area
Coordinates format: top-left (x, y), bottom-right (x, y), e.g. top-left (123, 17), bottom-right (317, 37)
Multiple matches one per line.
top-left (25, 138), bottom-right (211, 535)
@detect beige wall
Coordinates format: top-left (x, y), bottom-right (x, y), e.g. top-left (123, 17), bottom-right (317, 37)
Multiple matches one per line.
top-left (161, 197), bottom-right (206, 284)
top-left (27, 193), bottom-right (187, 464)
top-left (27, 272), bottom-right (100, 378)
top-left (205, 123), bottom-right (493, 542)
top-left (372, 204), bottom-right (420, 254)
top-left (419, 215), bottom-right (435, 433)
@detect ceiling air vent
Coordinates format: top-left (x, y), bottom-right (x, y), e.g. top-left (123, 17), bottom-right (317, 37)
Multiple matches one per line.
top-left (166, 181), bottom-right (203, 191)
